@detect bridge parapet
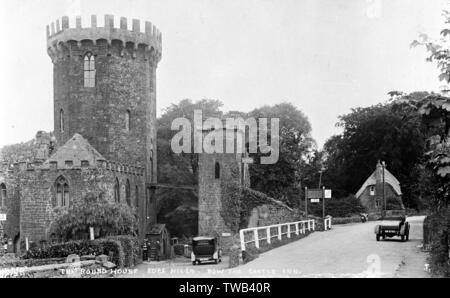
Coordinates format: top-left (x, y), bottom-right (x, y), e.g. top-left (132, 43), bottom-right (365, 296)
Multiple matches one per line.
top-left (239, 219), bottom-right (316, 251)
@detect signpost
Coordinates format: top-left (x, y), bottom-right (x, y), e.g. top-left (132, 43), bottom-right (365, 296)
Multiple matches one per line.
top-left (305, 188), bottom-right (332, 219)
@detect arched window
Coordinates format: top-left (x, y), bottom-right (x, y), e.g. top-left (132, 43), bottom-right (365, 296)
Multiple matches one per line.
top-left (84, 52), bottom-right (96, 87)
top-left (125, 110), bottom-right (131, 131)
top-left (114, 178), bottom-right (120, 203)
top-left (55, 176), bottom-right (69, 207)
top-left (60, 109), bottom-right (64, 133)
top-left (125, 179), bottom-right (131, 206)
top-left (1, 183), bottom-right (6, 208)
top-left (135, 185), bottom-right (139, 208)
top-left (215, 162), bottom-right (220, 179)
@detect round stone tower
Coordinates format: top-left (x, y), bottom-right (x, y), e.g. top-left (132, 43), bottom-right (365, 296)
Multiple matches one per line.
top-left (46, 15), bottom-right (161, 183)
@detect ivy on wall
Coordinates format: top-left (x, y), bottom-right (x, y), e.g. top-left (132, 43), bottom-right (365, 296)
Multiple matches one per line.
top-left (220, 165), bottom-right (296, 232)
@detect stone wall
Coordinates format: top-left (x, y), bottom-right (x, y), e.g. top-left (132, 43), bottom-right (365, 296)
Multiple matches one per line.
top-left (12, 164), bottom-right (145, 245)
top-left (198, 152), bottom-right (241, 237)
top-left (247, 204), bottom-right (303, 228)
top-left (48, 15), bottom-right (161, 185)
top-left (0, 170), bottom-right (20, 247)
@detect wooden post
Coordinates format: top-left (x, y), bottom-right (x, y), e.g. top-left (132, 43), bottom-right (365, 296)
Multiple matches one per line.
top-left (278, 225), bottom-right (282, 240)
top-left (240, 229), bottom-right (245, 251)
top-left (266, 227), bottom-right (271, 244)
top-left (254, 229), bottom-right (259, 249)
top-left (295, 222), bottom-right (299, 235)
top-left (89, 227), bottom-right (95, 240)
top-left (322, 186), bottom-right (325, 219)
top-left (287, 224), bottom-right (291, 238)
top-left (305, 186), bottom-right (308, 218)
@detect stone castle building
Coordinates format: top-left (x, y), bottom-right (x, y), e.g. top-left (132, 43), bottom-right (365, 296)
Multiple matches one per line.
top-left (197, 127), bottom-right (250, 248)
top-left (0, 15), bottom-right (162, 252)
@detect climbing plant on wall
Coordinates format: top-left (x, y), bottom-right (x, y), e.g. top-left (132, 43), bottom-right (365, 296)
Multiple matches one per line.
top-left (220, 165), bottom-right (296, 232)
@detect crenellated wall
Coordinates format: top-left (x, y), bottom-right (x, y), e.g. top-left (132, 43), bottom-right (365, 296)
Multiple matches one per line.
top-left (47, 15), bottom-right (162, 60)
top-left (0, 157), bottom-right (148, 249)
top-left (48, 15), bottom-right (159, 185)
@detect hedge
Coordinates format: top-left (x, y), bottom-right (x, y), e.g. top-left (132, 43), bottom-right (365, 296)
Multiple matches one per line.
top-left (107, 235), bottom-right (141, 268)
top-left (22, 235), bottom-right (141, 269)
top-left (422, 209), bottom-right (450, 277)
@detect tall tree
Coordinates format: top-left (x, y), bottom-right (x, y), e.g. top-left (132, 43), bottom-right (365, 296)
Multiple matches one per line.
top-left (247, 102), bottom-right (315, 207)
top-left (322, 103), bottom-right (427, 209)
top-left (156, 98), bottom-right (224, 237)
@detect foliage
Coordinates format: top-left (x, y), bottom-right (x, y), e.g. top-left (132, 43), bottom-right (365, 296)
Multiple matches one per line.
top-left (156, 99), bottom-right (314, 235)
top-left (247, 103), bottom-right (315, 207)
top-left (102, 235), bottom-right (141, 268)
top-left (220, 166), bottom-right (297, 232)
top-left (52, 193), bottom-right (138, 241)
top-left (391, 10), bottom-right (450, 277)
top-left (22, 235), bottom-right (140, 268)
top-left (156, 98), bottom-right (223, 236)
top-left (307, 195), bottom-right (365, 218)
top-left (0, 131), bottom-right (55, 163)
top-left (322, 103), bottom-right (427, 209)
top-left (23, 240), bottom-right (102, 260)
top-left (423, 208), bottom-right (450, 277)
top-left (163, 205), bottom-right (198, 238)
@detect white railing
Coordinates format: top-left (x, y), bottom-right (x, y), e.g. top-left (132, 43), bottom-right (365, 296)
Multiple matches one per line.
top-left (239, 219), bottom-right (315, 251)
top-left (324, 216), bottom-right (332, 231)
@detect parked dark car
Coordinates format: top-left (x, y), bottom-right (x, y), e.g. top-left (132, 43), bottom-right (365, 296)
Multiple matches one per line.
top-left (191, 236), bottom-right (222, 265)
top-left (374, 210), bottom-right (410, 242)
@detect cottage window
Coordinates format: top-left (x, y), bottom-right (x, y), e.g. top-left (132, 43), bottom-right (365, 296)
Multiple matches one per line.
top-left (84, 53), bottom-right (96, 87)
top-left (0, 184), bottom-right (6, 207)
top-left (55, 176), bottom-right (69, 207)
top-left (369, 186), bottom-right (375, 196)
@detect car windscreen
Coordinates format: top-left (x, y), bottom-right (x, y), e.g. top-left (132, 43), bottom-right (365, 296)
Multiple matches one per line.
top-left (193, 240), bottom-right (214, 246)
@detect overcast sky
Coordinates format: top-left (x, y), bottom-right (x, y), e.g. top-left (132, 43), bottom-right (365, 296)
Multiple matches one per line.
top-left (0, 0), bottom-right (446, 149)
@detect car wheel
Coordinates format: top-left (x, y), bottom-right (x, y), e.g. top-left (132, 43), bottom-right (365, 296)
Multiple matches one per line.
top-left (376, 234), bottom-right (380, 241)
top-left (192, 261), bottom-right (196, 266)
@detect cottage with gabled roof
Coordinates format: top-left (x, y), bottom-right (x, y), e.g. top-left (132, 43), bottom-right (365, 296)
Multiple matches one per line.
top-left (355, 161), bottom-right (404, 214)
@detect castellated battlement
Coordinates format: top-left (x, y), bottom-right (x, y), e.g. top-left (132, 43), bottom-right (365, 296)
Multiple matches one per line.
top-left (47, 15), bottom-right (162, 61)
top-left (10, 159), bottom-right (145, 177)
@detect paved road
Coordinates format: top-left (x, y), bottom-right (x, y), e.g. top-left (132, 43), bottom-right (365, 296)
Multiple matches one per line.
top-left (236, 215), bottom-right (429, 277)
top-left (124, 216), bottom-right (429, 278)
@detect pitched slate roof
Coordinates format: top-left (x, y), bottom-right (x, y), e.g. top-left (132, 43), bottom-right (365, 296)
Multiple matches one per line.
top-left (355, 163), bottom-right (402, 198)
top-left (43, 133), bottom-right (105, 168)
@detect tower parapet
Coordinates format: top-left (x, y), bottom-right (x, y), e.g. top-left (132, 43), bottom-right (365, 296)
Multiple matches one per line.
top-left (47, 15), bottom-right (162, 62)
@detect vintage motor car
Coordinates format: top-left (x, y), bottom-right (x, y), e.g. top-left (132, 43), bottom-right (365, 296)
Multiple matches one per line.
top-left (191, 236), bottom-right (222, 265)
top-left (374, 210), bottom-right (410, 242)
